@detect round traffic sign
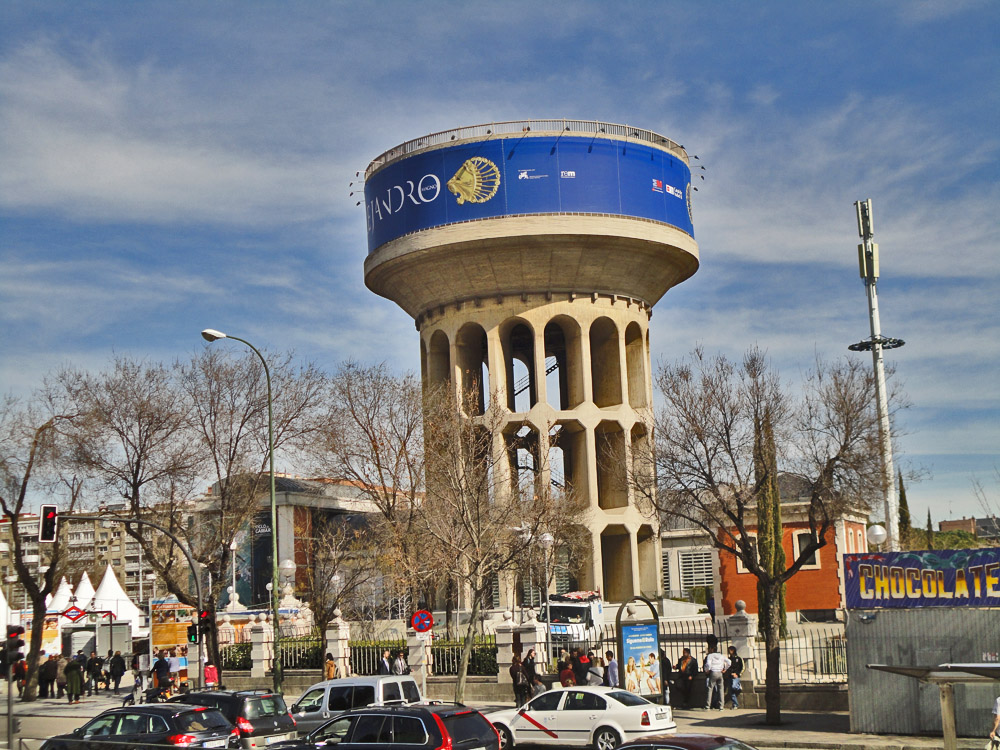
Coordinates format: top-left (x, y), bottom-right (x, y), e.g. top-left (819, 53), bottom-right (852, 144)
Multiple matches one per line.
top-left (410, 609), bottom-right (434, 633)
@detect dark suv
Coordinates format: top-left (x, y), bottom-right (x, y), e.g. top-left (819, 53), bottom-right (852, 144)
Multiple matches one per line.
top-left (41, 704), bottom-right (238, 749)
top-left (270, 703), bottom-right (499, 749)
top-left (169, 690), bottom-right (297, 748)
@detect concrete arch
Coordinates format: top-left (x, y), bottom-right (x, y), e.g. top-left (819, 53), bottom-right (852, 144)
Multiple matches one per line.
top-left (456, 322), bottom-right (490, 415)
top-left (501, 317), bottom-right (537, 413)
top-left (625, 321), bottom-right (647, 408)
top-left (589, 317), bottom-right (623, 408)
top-left (596, 420), bottom-right (627, 510)
top-left (426, 329), bottom-right (451, 387)
top-left (544, 315), bottom-right (585, 411)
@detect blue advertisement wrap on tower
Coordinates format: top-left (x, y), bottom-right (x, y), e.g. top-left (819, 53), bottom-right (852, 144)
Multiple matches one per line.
top-left (364, 136), bottom-right (694, 253)
top-left (844, 548), bottom-right (1000, 609)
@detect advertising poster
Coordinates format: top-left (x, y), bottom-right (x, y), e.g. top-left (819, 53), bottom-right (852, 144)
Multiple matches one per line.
top-left (844, 548), bottom-right (1000, 609)
top-left (620, 622), bottom-right (661, 697)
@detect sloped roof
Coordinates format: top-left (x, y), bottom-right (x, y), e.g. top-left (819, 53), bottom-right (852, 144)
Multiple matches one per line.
top-left (73, 571), bottom-right (95, 610)
top-left (92, 564), bottom-right (143, 635)
top-left (48, 577), bottom-right (74, 612)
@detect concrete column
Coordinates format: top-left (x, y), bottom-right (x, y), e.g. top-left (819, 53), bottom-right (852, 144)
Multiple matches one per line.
top-left (324, 610), bottom-right (351, 678)
top-left (938, 683), bottom-right (957, 750)
top-left (249, 617), bottom-right (267, 680)
top-left (496, 611), bottom-right (517, 685)
top-left (628, 528), bottom-right (641, 598)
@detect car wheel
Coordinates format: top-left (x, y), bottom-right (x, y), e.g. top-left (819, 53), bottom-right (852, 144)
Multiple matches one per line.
top-left (593, 726), bottom-right (621, 750)
top-left (497, 723), bottom-right (514, 749)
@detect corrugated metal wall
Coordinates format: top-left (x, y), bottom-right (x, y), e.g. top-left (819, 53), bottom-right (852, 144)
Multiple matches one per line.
top-left (847, 608), bottom-right (1000, 736)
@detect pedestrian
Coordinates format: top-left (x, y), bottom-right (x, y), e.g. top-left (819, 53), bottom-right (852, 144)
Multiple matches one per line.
top-left (675, 648), bottom-right (697, 708)
top-left (104, 648), bottom-right (115, 689)
top-left (702, 644), bottom-right (730, 710)
top-left (64, 657), bottom-right (83, 704)
top-left (587, 656), bottom-right (605, 686)
top-left (558, 660), bottom-right (576, 687)
top-left (325, 652), bottom-right (339, 680)
top-left (204, 662), bottom-right (219, 688)
top-left (13, 658), bottom-right (27, 697)
top-left (604, 650), bottom-right (619, 688)
top-left (39, 653), bottom-right (58, 699)
top-left (109, 651), bottom-right (127, 694)
top-left (531, 676), bottom-right (547, 697)
top-left (56, 653), bottom-right (69, 699)
top-left (392, 650), bottom-right (409, 675)
top-left (378, 648), bottom-right (392, 675)
top-left (85, 651), bottom-right (104, 696)
top-left (510, 653), bottom-right (529, 706)
top-left (571, 648), bottom-right (590, 687)
top-left (724, 646), bottom-right (744, 709)
top-left (522, 648), bottom-right (537, 685)
top-left (659, 648), bottom-right (673, 702)
top-left (990, 691), bottom-right (1000, 747)
top-left (152, 650), bottom-right (172, 690)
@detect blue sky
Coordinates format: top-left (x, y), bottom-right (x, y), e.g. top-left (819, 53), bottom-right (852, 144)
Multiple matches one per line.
top-left (1, 1), bottom-right (997, 524)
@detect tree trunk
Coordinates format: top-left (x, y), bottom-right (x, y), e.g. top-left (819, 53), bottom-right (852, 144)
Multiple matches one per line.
top-left (759, 579), bottom-right (783, 725)
top-left (454, 593), bottom-right (482, 704)
top-left (21, 598), bottom-right (48, 702)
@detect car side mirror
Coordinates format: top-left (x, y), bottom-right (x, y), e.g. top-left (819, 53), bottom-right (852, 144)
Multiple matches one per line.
top-left (291, 703), bottom-right (299, 712)
top-left (73, 728), bottom-right (83, 737)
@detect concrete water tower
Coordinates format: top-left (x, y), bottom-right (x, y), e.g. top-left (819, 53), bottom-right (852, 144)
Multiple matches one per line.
top-left (362, 119), bottom-right (699, 604)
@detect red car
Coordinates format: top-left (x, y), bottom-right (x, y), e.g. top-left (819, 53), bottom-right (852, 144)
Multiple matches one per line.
top-left (619, 734), bottom-right (760, 750)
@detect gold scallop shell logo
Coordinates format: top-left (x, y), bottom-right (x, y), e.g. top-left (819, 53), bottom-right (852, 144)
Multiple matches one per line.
top-left (447, 157), bottom-right (500, 205)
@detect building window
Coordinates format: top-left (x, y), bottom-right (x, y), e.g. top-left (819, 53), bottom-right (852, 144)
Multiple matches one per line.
top-left (792, 531), bottom-right (821, 569)
top-left (734, 535), bottom-right (758, 575)
top-left (678, 550), bottom-right (713, 592)
top-left (661, 550), bottom-right (671, 593)
top-left (847, 529), bottom-right (855, 553)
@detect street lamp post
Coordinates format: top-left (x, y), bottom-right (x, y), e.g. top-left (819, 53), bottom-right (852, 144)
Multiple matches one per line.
top-left (538, 532), bottom-right (554, 669)
top-left (147, 573), bottom-right (157, 675)
top-left (229, 540), bottom-right (238, 610)
top-left (202, 328), bottom-right (282, 693)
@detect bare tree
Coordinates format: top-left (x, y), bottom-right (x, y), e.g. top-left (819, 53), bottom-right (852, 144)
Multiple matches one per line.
top-left (420, 387), bottom-right (562, 702)
top-left (0, 393), bottom-right (85, 702)
top-left (634, 348), bottom-right (886, 724)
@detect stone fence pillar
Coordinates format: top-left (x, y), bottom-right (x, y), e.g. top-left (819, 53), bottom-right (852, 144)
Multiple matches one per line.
top-left (726, 600), bottom-right (758, 683)
top-left (249, 617), bottom-right (267, 680)
top-left (495, 611), bottom-right (517, 685)
top-left (325, 609), bottom-right (352, 678)
top-left (517, 609), bottom-right (549, 673)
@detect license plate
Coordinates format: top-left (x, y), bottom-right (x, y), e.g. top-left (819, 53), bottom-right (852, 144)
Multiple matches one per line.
top-left (655, 711), bottom-right (667, 719)
top-left (203, 741), bottom-right (226, 748)
top-left (265, 736), bottom-right (288, 745)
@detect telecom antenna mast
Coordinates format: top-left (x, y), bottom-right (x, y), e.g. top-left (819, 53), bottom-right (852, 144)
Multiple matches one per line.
top-left (849, 199), bottom-right (905, 550)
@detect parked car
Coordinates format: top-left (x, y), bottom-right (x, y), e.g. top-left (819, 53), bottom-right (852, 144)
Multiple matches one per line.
top-left (488, 686), bottom-right (676, 750)
top-left (41, 704), bottom-right (238, 749)
top-left (168, 690), bottom-right (297, 748)
top-left (290, 675), bottom-right (422, 733)
top-left (270, 703), bottom-right (499, 750)
top-left (618, 735), bottom-right (760, 750)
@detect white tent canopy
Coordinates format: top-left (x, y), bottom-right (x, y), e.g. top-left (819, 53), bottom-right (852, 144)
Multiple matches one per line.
top-left (0, 586), bottom-right (10, 626)
top-left (91, 564), bottom-right (143, 637)
top-left (48, 576), bottom-right (74, 613)
top-left (73, 571), bottom-right (95, 611)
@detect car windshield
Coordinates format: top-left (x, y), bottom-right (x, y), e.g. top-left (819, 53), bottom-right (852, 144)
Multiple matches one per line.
top-left (537, 605), bottom-right (590, 624)
top-left (176, 709), bottom-right (231, 732)
top-left (244, 696), bottom-right (287, 719)
top-left (607, 690), bottom-right (651, 706)
top-left (441, 711), bottom-right (495, 743)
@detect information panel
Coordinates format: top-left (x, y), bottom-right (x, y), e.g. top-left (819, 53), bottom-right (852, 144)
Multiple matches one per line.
top-left (364, 135), bottom-right (694, 253)
top-left (620, 622), bottom-right (662, 697)
top-left (844, 548), bottom-right (1000, 609)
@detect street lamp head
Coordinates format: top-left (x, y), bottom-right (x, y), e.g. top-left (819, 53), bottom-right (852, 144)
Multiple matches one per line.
top-left (866, 524), bottom-right (888, 546)
top-left (539, 532), bottom-right (554, 549)
top-left (201, 329), bottom-right (227, 342)
top-left (279, 559), bottom-right (297, 576)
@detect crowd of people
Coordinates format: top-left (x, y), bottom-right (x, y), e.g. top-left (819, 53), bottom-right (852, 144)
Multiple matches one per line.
top-left (27, 648), bottom-right (128, 703)
top-left (507, 641), bottom-right (745, 710)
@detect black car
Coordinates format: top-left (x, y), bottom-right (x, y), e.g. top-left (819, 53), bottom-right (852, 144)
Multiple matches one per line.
top-left (270, 703), bottom-right (499, 750)
top-left (41, 703), bottom-right (238, 749)
top-left (618, 734), bottom-right (761, 750)
top-left (168, 690), bottom-right (297, 748)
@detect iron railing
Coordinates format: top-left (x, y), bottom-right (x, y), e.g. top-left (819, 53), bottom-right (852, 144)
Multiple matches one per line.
top-left (429, 634), bottom-right (497, 676)
top-left (348, 638), bottom-right (406, 675)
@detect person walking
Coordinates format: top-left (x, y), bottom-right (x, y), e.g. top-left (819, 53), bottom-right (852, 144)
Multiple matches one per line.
top-left (392, 650), bottom-right (409, 675)
top-left (587, 656), bottom-right (605, 685)
top-left (675, 648), bottom-right (697, 708)
top-left (522, 648), bottom-right (537, 685)
top-left (152, 650), bottom-right (172, 690)
top-left (571, 649), bottom-right (590, 687)
top-left (377, 649), bottom-right (392, 675)
top-left (56, 654), bottom-right (69, 699)
top-left (39, 654), bottom-right (58, 699)
top-left (325, 652), bottom-right (339, 680)
top-left (510, 653), bottom-right (529, 706)
top-left (64, 656), bottom-right (84, 704)
top-left (702, 644), bottom-right (730, 710)
top-left (86, 651), bottom-right (104, 696)
top-left (13, 658), bottom-right (27, 697)
top-left (724, 646), bottom-right (744, 709)
top-left (558, 660), bottom-right (576, 687)
top-left (109, 651), bottom-right (127, 694)
top-left (604, 650), bottom-right (619, 688)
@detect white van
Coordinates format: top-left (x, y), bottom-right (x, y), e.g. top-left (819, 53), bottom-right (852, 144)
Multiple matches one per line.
top-left (290, 675), bottom-right (422, 733)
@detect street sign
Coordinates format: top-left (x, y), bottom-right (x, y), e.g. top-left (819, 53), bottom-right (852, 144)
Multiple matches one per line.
top-left (61, 606), bottom-right (86, 622)
top-left (416, 632), bottom-right (433, 641)
top-left (410, 609), bottom-right (434, 632)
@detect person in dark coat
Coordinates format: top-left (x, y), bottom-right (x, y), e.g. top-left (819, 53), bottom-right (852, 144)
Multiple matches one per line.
top-left (377, 649), bottom-right (392, 675)
top-left (64, 658), bottom-right (84, 704)
top-left (675, 648), bottom-right (697, 708)
top-left (39, 654), bottom-right (59, 699)
top-left (659, 648), bottom-right (673, 703)
top-left (109, 651), bottom-right (127, 694)
top-left (509, 653), bottom-right (529, 707)
top-left (152, 650), bottom-right (172, 689)
top-left (571, 649), bottom-right (591, 687)
top-left (522, 648), bottom-right (537, 686)
top-left (724, 645), bottom-right (744, 709)
top-left (85, 651), bottom-right (104, 696)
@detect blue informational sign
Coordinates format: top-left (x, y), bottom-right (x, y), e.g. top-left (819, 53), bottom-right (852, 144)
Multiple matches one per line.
top-left (844, 548), bottom-right (1000, 609)
top-left (364, 135), bottom-right (694, 253)
top-left (620, 622), bottom-right (662, 697)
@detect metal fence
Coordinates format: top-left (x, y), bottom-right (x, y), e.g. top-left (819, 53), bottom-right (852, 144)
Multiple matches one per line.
top-left (348, 638), bottom-right (406, 675)
top-left (277, 633), bottom-right (324, 670)
top-left (219, 641), bottom-right (251, 670)
top-left (429, 634), bottom-right (497, 676)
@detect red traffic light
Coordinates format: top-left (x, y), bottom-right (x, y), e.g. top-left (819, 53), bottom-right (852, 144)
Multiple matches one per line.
top-left (6, 625), bottom-right (25, 637)
top-left (39, 504), bottom-right (58, 542)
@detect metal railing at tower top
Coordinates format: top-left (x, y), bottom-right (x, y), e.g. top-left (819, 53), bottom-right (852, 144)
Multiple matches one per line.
top-left (365, 119), bottom-right (690, 178)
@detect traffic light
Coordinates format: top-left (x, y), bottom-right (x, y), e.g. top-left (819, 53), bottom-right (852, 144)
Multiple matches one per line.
top-left (5, 625), bottom-right (25, 663)
top-left (187, 624), bottom-right (199, 644)
top-left (39, 504), bottom-right (58, 543)
top-left (198, 609), bottom-right (212, 632)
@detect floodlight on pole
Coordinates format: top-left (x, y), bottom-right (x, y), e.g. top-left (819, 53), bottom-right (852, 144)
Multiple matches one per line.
top-left (849, 199), bottom-right (904, 552)
top-left (201, 327), bottom-right (283, 693)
